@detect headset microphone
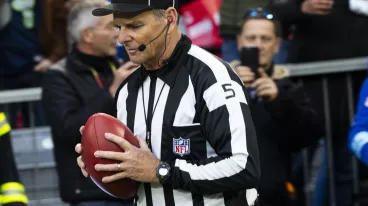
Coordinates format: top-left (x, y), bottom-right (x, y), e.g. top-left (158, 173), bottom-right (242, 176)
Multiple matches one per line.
top-left (138, 44), bottom-right (147, 52)
top-left (138, 17), bottom-right (173, 52)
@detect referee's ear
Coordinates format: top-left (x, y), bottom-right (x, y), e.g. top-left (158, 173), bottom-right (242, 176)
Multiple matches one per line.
top-left (165, 7), bottom-right (179, 33)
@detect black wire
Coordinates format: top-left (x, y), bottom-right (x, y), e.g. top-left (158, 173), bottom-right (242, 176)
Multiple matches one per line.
top-left (157, 23), bottom-right (170, 68)
top-left (145, 23), bottom-right (170, 49)
top-left (152, 82), bottom-right (166, 117)
top-left (142, 20), bottom-right (169, 141)
top-left (142, 79), bottom-right (166, 134)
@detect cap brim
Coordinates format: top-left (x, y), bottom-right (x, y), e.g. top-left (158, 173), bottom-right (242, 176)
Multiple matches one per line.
top-left (92, 3), bottom-right (153, 16)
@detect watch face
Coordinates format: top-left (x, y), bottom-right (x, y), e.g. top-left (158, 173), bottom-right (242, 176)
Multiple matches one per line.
top-left (159, 168), bottom-right (169, 176)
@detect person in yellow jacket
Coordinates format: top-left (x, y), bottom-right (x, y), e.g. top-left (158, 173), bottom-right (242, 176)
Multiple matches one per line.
top-left (0, 112), bottom-right (28, 206)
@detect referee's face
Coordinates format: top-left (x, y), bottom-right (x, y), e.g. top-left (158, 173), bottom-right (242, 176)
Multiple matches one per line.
top-left (113, 11), bottom-right (168, 66)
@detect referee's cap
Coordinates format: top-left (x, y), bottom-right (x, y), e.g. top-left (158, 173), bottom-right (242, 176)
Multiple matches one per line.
top-left (92, 0), bottom-right (178, 16)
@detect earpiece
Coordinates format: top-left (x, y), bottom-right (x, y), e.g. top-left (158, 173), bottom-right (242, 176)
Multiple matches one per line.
top-left (167, 17), bottom-right (173, 24)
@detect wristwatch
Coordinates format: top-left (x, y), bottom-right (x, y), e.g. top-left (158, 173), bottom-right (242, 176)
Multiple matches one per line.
top-left (156, 161), bottom-right (171, 184)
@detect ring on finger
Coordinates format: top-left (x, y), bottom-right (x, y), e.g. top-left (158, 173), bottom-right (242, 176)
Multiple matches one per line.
top-left (117, 163), bottom-right (122, 171)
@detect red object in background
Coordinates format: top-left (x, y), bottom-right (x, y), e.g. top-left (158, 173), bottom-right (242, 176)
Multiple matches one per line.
top-left (180, 0), bottom-right (223, 49)
top-left (16, 111), bottom-right (24, 128)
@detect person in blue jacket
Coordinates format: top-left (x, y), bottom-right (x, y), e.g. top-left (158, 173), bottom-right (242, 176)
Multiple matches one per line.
top-left (349, 78), bottom-right (368, 165)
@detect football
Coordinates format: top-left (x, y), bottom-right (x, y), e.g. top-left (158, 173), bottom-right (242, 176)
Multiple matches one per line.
top-left (81, 113), bottom-right (140, 199)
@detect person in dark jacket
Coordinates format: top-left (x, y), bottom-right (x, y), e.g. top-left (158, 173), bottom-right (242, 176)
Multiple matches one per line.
top-left (41, 0), bottom-right (138, 205)
top-left (0, 112), bottom-right (29, 206)
top-left (268, 0), bottom-right (368, 62)
top-left (268, 1), bottom-right (368, 205)
top-left (231, 8), bottom-right (323, 206)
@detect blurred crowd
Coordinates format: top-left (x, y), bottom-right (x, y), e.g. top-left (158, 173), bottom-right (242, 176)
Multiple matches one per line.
top-left (1, 0), bottom-right (368, 206)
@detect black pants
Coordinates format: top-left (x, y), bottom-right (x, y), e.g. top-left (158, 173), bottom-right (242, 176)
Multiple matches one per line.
top-left (0, 132), bottom-right (20, 183)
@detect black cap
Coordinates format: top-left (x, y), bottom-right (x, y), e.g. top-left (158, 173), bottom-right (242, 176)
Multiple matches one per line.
top-left (92, 0), bottom-right (177, 16)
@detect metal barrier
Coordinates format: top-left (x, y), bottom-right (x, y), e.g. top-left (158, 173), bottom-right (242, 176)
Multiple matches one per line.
top-left (286, 57), bottom-right (368, 206)
top-left (0, 88), bottom-right (66, 206)
top-left (0, 56), bottom-right (367, 206)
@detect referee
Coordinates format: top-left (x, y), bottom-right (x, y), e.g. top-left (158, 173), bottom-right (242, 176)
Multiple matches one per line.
top-left (76, 0), bottom-right (261, 205)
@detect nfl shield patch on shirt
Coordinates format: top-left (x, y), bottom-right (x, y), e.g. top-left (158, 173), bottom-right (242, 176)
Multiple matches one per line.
top-left (173, 137), bottom-right (190, 156)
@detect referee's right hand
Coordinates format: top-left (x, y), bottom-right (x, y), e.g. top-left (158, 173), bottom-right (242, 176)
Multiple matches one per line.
top-left (76, 126), bottom-right (89, 177)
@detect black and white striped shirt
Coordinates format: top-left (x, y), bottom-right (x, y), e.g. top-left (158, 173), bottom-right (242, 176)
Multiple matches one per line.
top-left (115, 35), bottom-right (260, 206)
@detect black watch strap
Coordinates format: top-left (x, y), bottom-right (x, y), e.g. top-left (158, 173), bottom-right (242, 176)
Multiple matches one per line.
top-left (156, 161), bottom-right (171, 184)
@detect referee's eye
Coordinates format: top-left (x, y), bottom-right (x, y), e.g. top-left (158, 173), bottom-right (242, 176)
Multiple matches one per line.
top-left (115, 25), bottom-right (121, 31)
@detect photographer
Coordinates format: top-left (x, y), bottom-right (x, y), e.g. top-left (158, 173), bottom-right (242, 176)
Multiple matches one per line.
top-left (231, 8), bottom-right (323, 206)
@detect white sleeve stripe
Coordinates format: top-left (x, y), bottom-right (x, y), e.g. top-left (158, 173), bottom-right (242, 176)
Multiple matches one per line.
top-left (116, 83), bottom-right (129, 125)
top-left (188, 45), bottom-right (249, 169)
top-left (350, 0), bottom-right (368, 16)
top-left (173, 76), bottom-right (197, 126)
top-left (203, 81), bottom-right (247, 112)
top-left (351, 131), bottom-right (368, 159)
top-left (188, 45), bottom-right (231, 83)
top-left (175, 155), bottom-right (246, 180)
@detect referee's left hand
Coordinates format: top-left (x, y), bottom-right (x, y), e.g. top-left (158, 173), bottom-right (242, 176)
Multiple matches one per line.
top-left (94, 133), bottom-right (161, 183)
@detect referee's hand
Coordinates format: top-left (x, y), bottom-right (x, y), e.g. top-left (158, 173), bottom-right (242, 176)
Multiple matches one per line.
top-left (94, 133), bottom-right (161, 183)
top-left (76, 126), bottom-right (89, 177)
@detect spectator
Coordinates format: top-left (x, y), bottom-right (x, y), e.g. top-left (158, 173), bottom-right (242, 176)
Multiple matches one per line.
top-left (347, 76), bottom-right (368, 205)
top-left (231, 7), bottom-right (323, 206)
top-left (0, 0), bottom-right (70, 127)
top-left (349, 78), bottom-right (368, 165)
top-left (268, 1), bottom-right (368, 205)
top-left (269, 0), bottom-right (368, 62)
top-left (41, 0), bottom-right (138, 205)
top-left (219, 0), bottom-right (268, 62)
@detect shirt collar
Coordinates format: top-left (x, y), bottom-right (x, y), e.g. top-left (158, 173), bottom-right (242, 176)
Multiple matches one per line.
top-left (136, 34), bottom-right (192, 88)
top-left (68, 45), bottom-right (119, 74)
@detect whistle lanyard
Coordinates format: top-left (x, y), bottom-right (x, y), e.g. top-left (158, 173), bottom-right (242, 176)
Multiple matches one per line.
top-left (142, 76), bottom-right (166, 150)
top-left (90, 61), bottom-right (117, 89)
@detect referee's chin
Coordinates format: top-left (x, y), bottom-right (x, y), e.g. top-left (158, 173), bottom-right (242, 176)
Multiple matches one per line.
top-left (128, 55), bottom-right (144, 66)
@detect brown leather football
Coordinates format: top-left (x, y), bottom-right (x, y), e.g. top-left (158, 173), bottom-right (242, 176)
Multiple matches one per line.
top-left (81, 113), bottom-right (140, 199)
